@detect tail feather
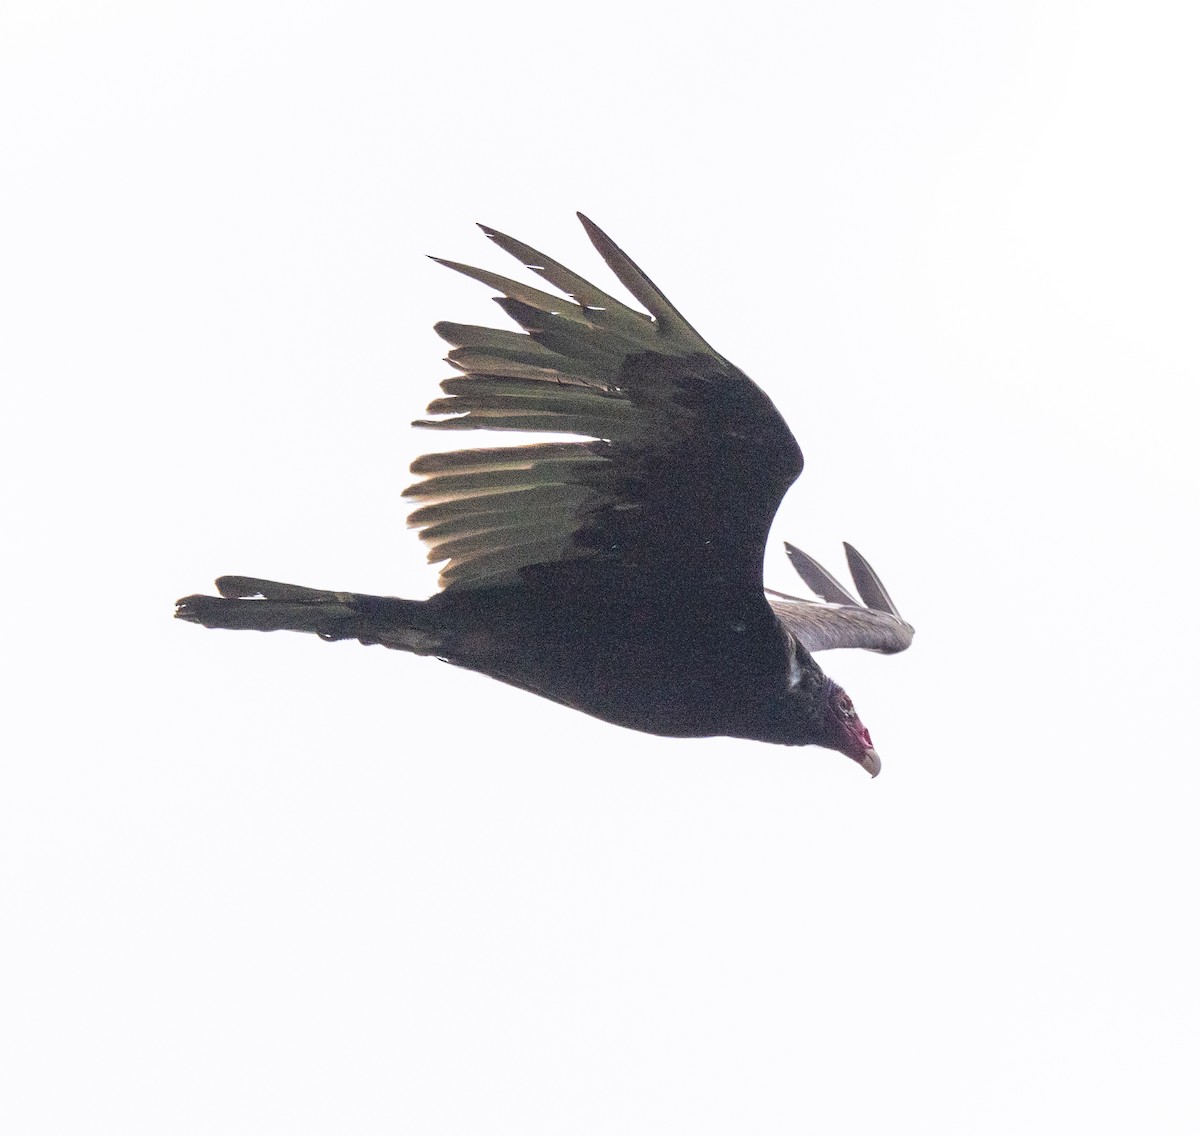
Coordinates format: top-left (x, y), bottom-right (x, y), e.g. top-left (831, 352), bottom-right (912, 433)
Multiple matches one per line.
top-left (215, 576), bottom-right (353, 603)
top-left (175, 579), bottom-right (442, 653)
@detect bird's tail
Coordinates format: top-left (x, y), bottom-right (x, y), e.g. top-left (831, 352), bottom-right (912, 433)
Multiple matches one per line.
top-left (174, 576), bottom-right (443, 654)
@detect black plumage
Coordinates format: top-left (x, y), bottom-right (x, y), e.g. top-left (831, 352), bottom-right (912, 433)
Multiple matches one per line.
top-left (176, 215), bottom-right (913, 775)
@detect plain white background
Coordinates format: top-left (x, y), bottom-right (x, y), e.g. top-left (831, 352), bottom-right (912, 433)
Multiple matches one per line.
top-left (2, 2), bottom-right (1197, 1132)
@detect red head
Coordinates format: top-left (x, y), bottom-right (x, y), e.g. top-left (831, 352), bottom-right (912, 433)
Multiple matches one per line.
top-left (825, 683), bottom-right (880, 777)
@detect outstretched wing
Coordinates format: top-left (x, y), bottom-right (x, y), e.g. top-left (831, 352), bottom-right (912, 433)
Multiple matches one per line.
top-left (404, 215), bottom-right (803, 597)
top-left (768, 542), bottom-right (914, 653)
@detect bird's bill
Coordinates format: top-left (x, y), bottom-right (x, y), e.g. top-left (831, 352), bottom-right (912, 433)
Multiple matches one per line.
top-left (856, 748), bottom-right (881, 778)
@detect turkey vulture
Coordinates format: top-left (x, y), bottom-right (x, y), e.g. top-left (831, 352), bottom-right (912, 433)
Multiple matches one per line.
top-left (176, 215), bottom-right (913, 776)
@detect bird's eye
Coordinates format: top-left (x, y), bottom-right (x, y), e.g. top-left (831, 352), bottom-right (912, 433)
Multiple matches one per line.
top-left (839, 698), bottom-right (855, 719)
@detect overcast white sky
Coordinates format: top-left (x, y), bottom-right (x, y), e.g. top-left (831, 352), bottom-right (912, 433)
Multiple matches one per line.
top-left (3, 2), bottom-right (1198, 1132)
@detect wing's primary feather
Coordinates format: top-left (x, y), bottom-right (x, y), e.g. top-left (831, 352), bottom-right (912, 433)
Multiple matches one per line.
top-left (842, 541), bottom-right (904, 617)
top-left (574, 213), bottom-right (714, 351)
top-left (784, 543), bottom-right (860, 607)
top-left (771, 544), bottom-right (914, 654)
top-left (406, 216), bottom-right (803, 595)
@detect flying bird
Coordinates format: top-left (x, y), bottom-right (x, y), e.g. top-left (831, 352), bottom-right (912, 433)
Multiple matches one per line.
top-left (176, 215), bottom-right (913, 776)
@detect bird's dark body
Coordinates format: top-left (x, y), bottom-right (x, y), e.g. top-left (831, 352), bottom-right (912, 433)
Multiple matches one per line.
top-left (176, 216), bottom-right (910, 774)
top-left (421, 576), bottom-right (805, 743)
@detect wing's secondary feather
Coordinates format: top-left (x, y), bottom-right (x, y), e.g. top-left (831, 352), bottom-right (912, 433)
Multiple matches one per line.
top-left (770, 599), bottom-right (914, 653)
